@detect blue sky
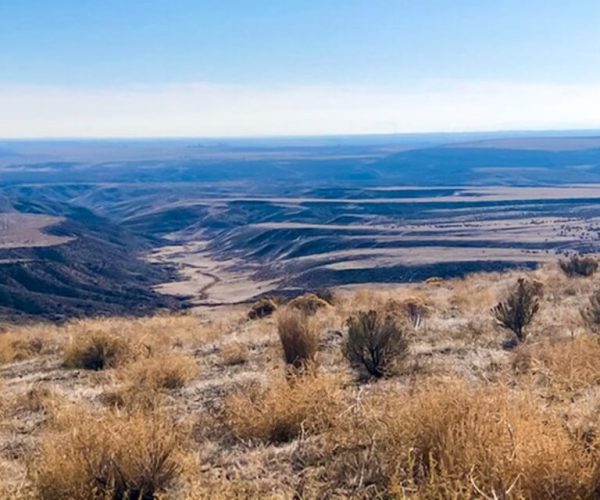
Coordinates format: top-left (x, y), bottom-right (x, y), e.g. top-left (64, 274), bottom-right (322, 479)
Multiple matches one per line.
top-left (2, 1), bottom-right (600, 137)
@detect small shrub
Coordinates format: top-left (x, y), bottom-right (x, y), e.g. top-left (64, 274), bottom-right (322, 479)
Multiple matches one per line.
top-left (63, 331), bottom-right (132, 370)
top-left (248, 298), bottom-right (277, 320)
top-left (492, 278), bottom-right (540, 343)
top-left (222, 374), bottom-right (343, 443)
top-left (277, 310), bottom-right (320, 369)
top-left (220, 342), bottom-right (248, 366)
top-left (288, 293), bottom-right (330, 315)
top-left (343, 310), bottom-right (409, 378)
top-left (33, 409), bottom-right (183, 500)
top-left (314, 288), bottom-right (336, 305)
top-left (559, 254), bottom-right (598, 277)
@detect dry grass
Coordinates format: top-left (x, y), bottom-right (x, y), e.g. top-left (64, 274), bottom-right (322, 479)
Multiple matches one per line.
top-left (277, 309), bottom-right (320, 369)
top-left (222, 373), bottom-right (345, 443)
top-left (385, 295), bottom-right (431, 328)
top-left (63, 330), bottom-right (134, 370)
top-left (12, 384), bottom-right (56, 414)
top-left (383, 380), bottom-right (593, 498)
top-left (295, 379), bottom-right (597, 498)
top-left (288, 293), bottom-right (330, 315)
top-left (514, 335), bottom-right (600, 399)
top-left (119, 354), bottom-right (198, 391)
top-left (32, 407), bottom-right (185, 500)
top-left (5, 265), bottom-right (600, 497)
top-left (0, 331), bottom-right (52, 364)
top-left (219, 341), bottom-right (249, 366)
top-left (560, 254), bottom-right (598, 277)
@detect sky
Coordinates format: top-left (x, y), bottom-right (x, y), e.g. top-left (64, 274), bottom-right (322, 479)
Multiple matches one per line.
top-left (2, 0), bottom-right (600, 138)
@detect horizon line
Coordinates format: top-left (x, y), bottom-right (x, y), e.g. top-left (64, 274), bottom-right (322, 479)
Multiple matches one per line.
top-left (3, 127), bottom-right (600, 142)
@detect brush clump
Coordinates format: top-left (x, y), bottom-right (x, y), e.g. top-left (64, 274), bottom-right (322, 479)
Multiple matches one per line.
top-left (344, 309), bottom-right (409, 378)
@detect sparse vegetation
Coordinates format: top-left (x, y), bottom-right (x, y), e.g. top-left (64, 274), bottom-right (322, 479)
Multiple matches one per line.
top-left (277, 309), bottom-right (320, 369)
top-left (493, 278), bottom-right (540, 342)
top-left (560, 254), bottom-right (598, 277)
top-left (343, 309), bottom-right (409, 378)
top-left (5, 266), bottom-right (600, 497)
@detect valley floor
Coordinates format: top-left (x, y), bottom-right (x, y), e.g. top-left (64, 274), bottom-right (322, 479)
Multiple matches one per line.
top-left (2, 264), bottom-right (600, 498)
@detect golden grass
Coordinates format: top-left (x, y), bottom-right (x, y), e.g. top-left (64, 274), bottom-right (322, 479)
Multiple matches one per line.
top-left (32, 407), bottom-right (185, 500)
top-left (300, 379), bottom-right (596, 499)
top-left (514, 335), bottom-right (600, 399)
top-left (5, 266), bottom-right (600, 497)
top-left (219, 341), bottom-right (249, 366)
top-left (377, 381), bottom-right (594, 498)
top-left (0, 330), bottom-right (53, 364)
top-left (288, 293), bottom-right (330, 315)
top-left (277, 309), bottom-right (320, 369)
top-left (222, 373), bottom-right (345, 443)
top-left (63, 329), bottom-right (134, 370)
top-left (119, 354), bottom-right (198, 391)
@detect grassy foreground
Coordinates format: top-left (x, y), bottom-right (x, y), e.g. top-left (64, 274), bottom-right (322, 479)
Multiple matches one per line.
top-left (2, 263), bottom-right (600, 498)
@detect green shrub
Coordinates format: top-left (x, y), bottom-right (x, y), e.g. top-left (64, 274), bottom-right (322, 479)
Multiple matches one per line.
top-left (559, 254), bottom-right (598, 277)
top-left (492, 278), bottom-right (540, 343)
top-left (343, 310), bottom-right (408, 378)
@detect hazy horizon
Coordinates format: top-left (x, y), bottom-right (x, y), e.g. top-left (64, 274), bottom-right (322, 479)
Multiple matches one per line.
top-left (4, 128), bottom-right (600, 143)
top-left (3, 1), bottom-right (600, 138)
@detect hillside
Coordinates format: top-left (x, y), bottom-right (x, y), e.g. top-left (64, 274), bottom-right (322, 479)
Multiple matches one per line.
top-left (2, 263), bottom-right (600, 498)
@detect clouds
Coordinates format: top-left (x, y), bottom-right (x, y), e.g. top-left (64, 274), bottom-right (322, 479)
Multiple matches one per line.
top-left (1, 80), bottom-right (600, 138)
